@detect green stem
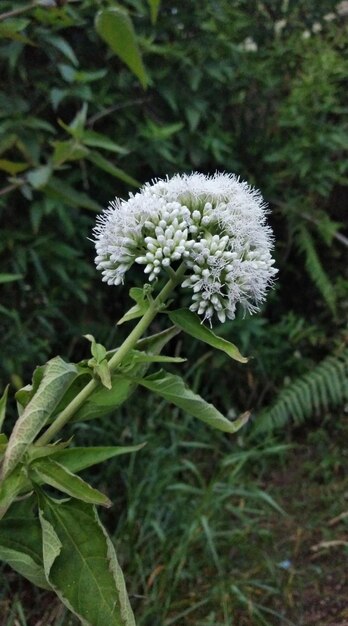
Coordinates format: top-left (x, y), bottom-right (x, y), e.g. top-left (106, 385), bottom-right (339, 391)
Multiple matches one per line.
top-left (35, 264), bottom-right (186, 446)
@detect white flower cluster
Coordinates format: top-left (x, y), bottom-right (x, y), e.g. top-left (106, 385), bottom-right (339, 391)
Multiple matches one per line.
top-left (94, 172), bottom-right (277, 323)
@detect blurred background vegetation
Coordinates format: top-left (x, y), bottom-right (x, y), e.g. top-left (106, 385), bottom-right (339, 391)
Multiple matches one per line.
top-left (0, 1), bottom-right (347, 624)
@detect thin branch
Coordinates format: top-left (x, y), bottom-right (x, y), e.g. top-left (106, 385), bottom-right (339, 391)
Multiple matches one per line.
top-left (0, 2), bottom-right (36, 22)
top-left (0, 181), bottom-right (23, 196)
top-left (87, 98), bottom-right (150, 128)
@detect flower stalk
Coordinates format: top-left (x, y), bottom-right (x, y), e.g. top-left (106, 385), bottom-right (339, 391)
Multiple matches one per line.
top-left (35, 263), bottom-right (186, 446)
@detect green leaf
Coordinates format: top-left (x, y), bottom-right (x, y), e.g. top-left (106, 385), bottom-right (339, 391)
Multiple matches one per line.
top-left (0, 500), bottom-right (50, 590)
top-left (38, 494), bottom-right (136, 625)
top-left (87, 151), bottom-right (139, 187)
top-left (84, 335), bottom-right (112, 389)
top-left (0, 159), bottom-right (28, 175)
top-left (82, 130), bottom-right (128, 155)
top-left (0, 434), bottom-right (8, 459)
top-left (117, 287), bottom-right (150, 325)
top-left (73, 327), bottom-right (180, 422)
top-left (84, 334), bottom-right (107, 363)
top-left (48, 443), bottom-right (146, 474)
top-left (0, 19), bottom-right (33, 44)
top-left (26, 440), bottom-right (72, 463)
top-left (95, 7), bottom-right (148, 88)
top-left (147, 0), bottom-right (161, 24)
top-left (52, 139), bottom-right (89, 166)
top-left (0, 465), bottom-right (31, 520)
top-left (0, 273), bottom-right (23, 284)
top-left (168, 309), bottom-right (248, 363)
top-left (26, 164), bottom-right (52, 189)
top-left (128, 351), bottom-right (186, 365)
top-left (45, 176), bottom-right (102, 212)
top-left (137, 370), bottom-right (250, 434)
top-left (2, 357), bottom-right (77, 478)
top-left (15, 365), bottom-right (45, 412)
top-left (0, 385), bottom-right (9, 432)
top-left (71, 374), bottom-right (135, 422)
top-left (30, 458), bottom-right (111, 507)
top-left (95, 360), bottom-right (112, 390)
top-left (47, 35), bottom-right (79, 67)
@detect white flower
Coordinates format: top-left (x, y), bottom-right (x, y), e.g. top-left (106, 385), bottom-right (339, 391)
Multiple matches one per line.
top-left (312, 22), bottom-right (322, 33)
top-left (93, 172), bottom-right (277, 323)
top-left (241, 37), bottom-right (258, 52)
top-left (274, 19), bottom-right (287, 36)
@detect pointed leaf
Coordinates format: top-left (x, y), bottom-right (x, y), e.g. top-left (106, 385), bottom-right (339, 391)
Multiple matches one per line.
top-left (138, 370), bottom-right (250, 433)
top-left (96, 360), bottom-right (112, 389)
top-left (0, 466), bottom-right (31, 519)
top-left (27, 164), bottom-right (52, 189)
top-left (26, 440), bottom-right (72, 463)
top-left (168, 309), bottom-right (248, 363)
top-left (95, 7), bottom-right (148, 88)
top-left (87, 151), bottom-right (139, 187)
top-left (84, 334), bottom-right (107, 363)
top-left (73, 327), bottom-right (180, 422)
top-left (128, 351), bottom-right (186, 365)
top-left (147, 0), bottom-right (161, 24)
top-left (117, 287), bottom-right (150, 325)
top-left (71, 374), bottom-right (136, 422)
top-left (49, 443), bottom-right (146, 474)
top-left (30, 458), bottom-right (111, 507)
top-left (82, 130), bottom-right (128, 154)
top-left (2, 357), bottom-right (77, 478)
top-left (0, 385), bottom-right (9, 431)
top-left (45, 177), bottom-right (102, 212)
top-left (38, 494), bottom-right (136, 625)
top-left (0, 502), bottom-right (50, 589)
top-left (0, 273), bottom-right (23, 284)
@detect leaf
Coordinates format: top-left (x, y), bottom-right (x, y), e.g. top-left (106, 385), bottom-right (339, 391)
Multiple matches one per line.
top-left (84, 334), bottom-right (107, 363)
top-left (30, 458), bottom-right (111, 507)
top-left (87, 151), bottom-right (139, 187)
top-left (0, 434), bottom-right (8, 459)
top-left (82, 130), bottom-right (128, 155)
top-left (47, 35), bottom-right (79, 67)
top-left (26, 439), bottom-right (72, 463)
top-left (71, 374), bottom-right (135, 422)
top-left (2, 357), bottom-right (77, 478)
top-left (15, 365), bottom-right (46, 412)
top-left (45, 176), bottom-right (102, 212)
top-left (26, 164), bottom-right (52, 189)
top-left (128, 351), bottom-right (186, 365)
top-left (0, 159), bottom-right (28, 175)
top-left (168, 309), bottom-right (248, 363)
top-left (0, 465), bottom-right (31, 520)
top-left (72, 327), bottom-right (180, 422)
top-left (0, 499), bottom-right (50, 590)
top-left (147, 0), bottom-right (161, 24)
top-left (117, 287), bottom-right (150, 325)
top-left (48, 443), bottom-right (146, 474)
top-left (52, 139), bottom-right (89, 166)
top-left (38, 494), bottom-right (136, 625)
top-left (95, 7), bottom-right (148, 88)
top-left (0, 273), bottom-right (23, 284)
top-left (84, 335), bottom-right (112, 389)
top-left (95, 360), bottom-right (112, 390)
top-left (137, 370), bottom-right (250, 433)
top-left (0, 385), bottom-right (9, 432)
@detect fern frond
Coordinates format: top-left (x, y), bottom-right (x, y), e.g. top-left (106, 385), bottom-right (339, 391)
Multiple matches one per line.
top-left (252, 348), bottom-right (348, 435)
top-left (297, 225), bottom-right (336, 315)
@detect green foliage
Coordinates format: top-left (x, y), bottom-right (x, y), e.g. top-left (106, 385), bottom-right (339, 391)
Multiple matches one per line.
top-left (38, 493), bottom-right (136, 625)
top-left (0, 1), bottom-right (347, 623)
top-left (168, 309), bottom-right (248, 363)
top-left (253, 348), bottom-right (348, 435)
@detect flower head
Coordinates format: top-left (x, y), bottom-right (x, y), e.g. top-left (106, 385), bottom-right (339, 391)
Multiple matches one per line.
top-left (93, 172), bottom-right (277, 323)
